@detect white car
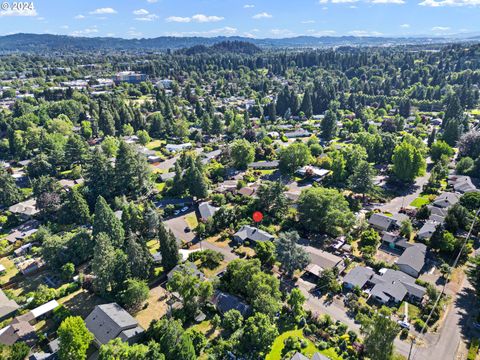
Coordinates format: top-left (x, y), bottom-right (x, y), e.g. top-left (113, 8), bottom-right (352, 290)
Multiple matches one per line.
top-left (397, 320), bottom-right (410, 330)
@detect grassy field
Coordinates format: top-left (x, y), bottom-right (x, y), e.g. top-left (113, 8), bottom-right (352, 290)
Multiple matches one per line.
top-left (146, 139), bottom-right (165, 151)
top-left (266, 329), bottom-right (342, 360)
top-left (398, 301), bottom-right (421, 321)
top-left (155, 182), bottom-right (166, 192)
top-left (410, 196), bottom-right (430, 208)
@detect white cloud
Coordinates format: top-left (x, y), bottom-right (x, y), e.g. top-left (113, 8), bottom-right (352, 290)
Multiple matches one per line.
top-left (332, 0), bottom-right (359, 3)
top-left (60, 25), bottom-right (69, 29)
top-left (147, 0), bottom-right (158, 2)
top-left (318, 0), bottom-right (329, 3)
top-left (89, 8), bottom-right (117, 15)
top-left (252, 12), bottom-right (273, 19)
top-left (349, 30), bottom-right (382, 36)
top-left (166, 16), bottom-right (191, 23)
top-left (419, 0), bottom-right (480, 5)
top-left (0, 8), bottom-right (37, 17)
top-left (74, 14), bottom-right (85, 19)
top-left (166, 26), bottom-right (238, 37)
top-left (301, 20), bottom-right (316, 24)
top-left (400, 23), bottom-right (410, 28)
top-left (166, 14), bottom-right (224, 23)
top-left (127, 27), bottom-right (142, 38)
top-left (431, 26), bottom-right (451, 31)
top-left (191, 14), bottom-right (224, 22)
top-left (133, 9), bottom-right (149, 15)
top-left (70, 27), bottom-right (99, 37)
top-left (37, 17), bottom-right (45, 21)
top-left (244, 4), bottom-right (255, 8)
top-left (136, 14), bottom-right (159, 21)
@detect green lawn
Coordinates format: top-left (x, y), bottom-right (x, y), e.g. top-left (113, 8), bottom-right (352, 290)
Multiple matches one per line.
top-left (155, 182), bottom-right (166, 192)
top-left (266, 329), bottom-right (342, 360)
top-left (185, 212), bottom-right (198, 229)
top-left (146, 139), bottom-right (165, 151)
top-left (398, 302), bottom-right (421, 321)
top-left (410, 196), bottom-right (430, 208)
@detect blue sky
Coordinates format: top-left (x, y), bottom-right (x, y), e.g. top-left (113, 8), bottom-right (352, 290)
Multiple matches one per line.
top-left (0, 0), bottom-right (479, 38)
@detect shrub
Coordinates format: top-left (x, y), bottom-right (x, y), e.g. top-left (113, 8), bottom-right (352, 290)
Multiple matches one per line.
top-left (468, 338), bottom-right (479, 360)
top-left (414, 319), bottom-right (426, 332)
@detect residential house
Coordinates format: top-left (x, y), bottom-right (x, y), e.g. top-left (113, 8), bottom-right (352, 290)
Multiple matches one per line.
top-left (431, 192), bottom-right (460, 209)
top-left (417, 222), bottom-right (438, 241)
top-left (167, 262), bottom-right (205, 281)
top-left (343, 267), bottom-right (426, 305)
top-left (0, 300), bottom-right (59, 346)
top-left (368, 213), bottom-right (397, 232)
top-left (295, 166), bottom-right (330, 182)
top-left (448, 175), bottom-right (477, 194)
top-left (303, 246), bottom-right (345, 280)
top-left (166, 143), bottom-right (192, 153)
top-left (0, 290), bottom-right (19, 321)
top-left (248, 160), bottom-right (279, 170)
top-left (233, 225), bottom-right (274, 245)
top-left (9, 198), bottom-right (39, 218)
top-left (396, 243), bottom-right (427, 278)
top-left (6, 220), bottom-right (40, 244)
top-left (85, 303), bottom-right (144, 347)
top-left (198, 202), bottom-right (219, 221)
top-left (284, 129), bottom-right (311, 138)
top-left (290, 352), bottom-right (331, 360)
top-left (210, 291), bottom-right (252, 317)
top-left (381, 232), bottom-right (410, 252)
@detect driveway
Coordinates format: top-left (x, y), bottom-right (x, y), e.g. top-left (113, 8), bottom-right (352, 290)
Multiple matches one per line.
top-left (164, 211), bottom-right (196, 244)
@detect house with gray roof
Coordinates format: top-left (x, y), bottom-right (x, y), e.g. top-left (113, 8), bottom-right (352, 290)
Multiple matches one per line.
top-left (417, 221), bottom-right (438, 241)
top-left (198, 202), bottom-right (219, 221)
top-left (448, 175), bottom-right (477, 194)
top-left (368, 213), bottom-right (396, 232)
top-left (396, 243), bottom-right (427, 278)
top-left (0, 290), bottom-right (19, 321)
top-left (369, 269), bottom-right (426, 304)
top-left (343, 266), bottom-right (375, 290)
top-left (233, 225), bottom-right (274, 245)
top-left (343, 267), bottom-right (426, 305)
top-left (381, 232), bottom-right (410, 252)
top-left (210, 291), bottom-right (251, 317)
top-left (248, 160), bottom-right (279, 169)
top-left (431, 192), bottom-right (459, 209)
top-left (85, 303), bottom-right (144, 347)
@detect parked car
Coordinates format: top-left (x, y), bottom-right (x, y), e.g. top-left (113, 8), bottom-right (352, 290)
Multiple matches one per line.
top-left (397, 320), bottom-right (410, 330)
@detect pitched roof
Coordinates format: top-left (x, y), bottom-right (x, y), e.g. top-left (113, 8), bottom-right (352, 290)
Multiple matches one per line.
top-left (198, 202), bottom-right (219, 220)
top-left (417, 222), bottom-right (438, 239)
top-left (290, 353), bottom-right (309, 360)
top-left (432, 192), bottom-right (459, 209)
top-left (343, 266), bottom-right (375, 289)
top-left (211, 291), bottom-right (251, 317)
top-left (303, 246), bottom-right (343, 271)
top-left (0, 290), bottom-right (19, 319)
top-left (234, 225), bottom-right (274, 243)
top-left (370, 269), bottom-right (426, 302)
top-left (85, 303), bottom-right (142, 345)
top-left (368, 213), bottom-right (395, 230)
top-left (167, 262), bottom-right (205, 281)
top-left (396, 243), bottom-right (427, 274)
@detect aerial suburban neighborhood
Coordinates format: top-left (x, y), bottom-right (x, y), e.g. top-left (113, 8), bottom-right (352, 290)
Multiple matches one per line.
top-left (0, 2), bottom-right (480, 360)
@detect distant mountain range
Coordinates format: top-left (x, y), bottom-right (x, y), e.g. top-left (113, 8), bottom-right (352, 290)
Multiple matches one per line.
top-left (0, 33), bottom-right (478, 52)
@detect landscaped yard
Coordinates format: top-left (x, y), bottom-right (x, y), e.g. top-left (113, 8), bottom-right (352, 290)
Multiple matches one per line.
top-left (185, 212), bottom-right (198, 229)
top-left (410, 196), bottom-right (430, 208)
top-left (398, 301), bottom-right (421, 321)
top-left (134, 284), bottom-right (168, 329)
top-left (146, 139), bottom-right (165, 151)
top-left (266, 329), bottom-right (342, 360)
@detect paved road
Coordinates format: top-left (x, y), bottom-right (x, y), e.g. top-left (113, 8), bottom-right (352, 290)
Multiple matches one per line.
top-left (164, 211), bottom-right (196, 243)
top-left (376, 169), bottom-right (431, 213)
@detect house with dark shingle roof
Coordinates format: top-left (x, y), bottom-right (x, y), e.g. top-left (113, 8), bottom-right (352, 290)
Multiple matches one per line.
top-left (233, 225), bottom-right (274, 245)
top-left (368, 213), bottom-right (396, 232)
top-left (0, 290), bottom-right (19, 321)
top-left (84, 303), bottom-right (144, 347)
top-left (343, 266), bottom-right (375, 290)
top-left (431, 192), bottom-right (459, 209)
top-left (210, 291), bottom-right (251, 317)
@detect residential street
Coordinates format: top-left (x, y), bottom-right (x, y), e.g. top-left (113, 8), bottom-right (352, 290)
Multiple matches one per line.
top-left (376, 163), bottom-right (431, 214)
